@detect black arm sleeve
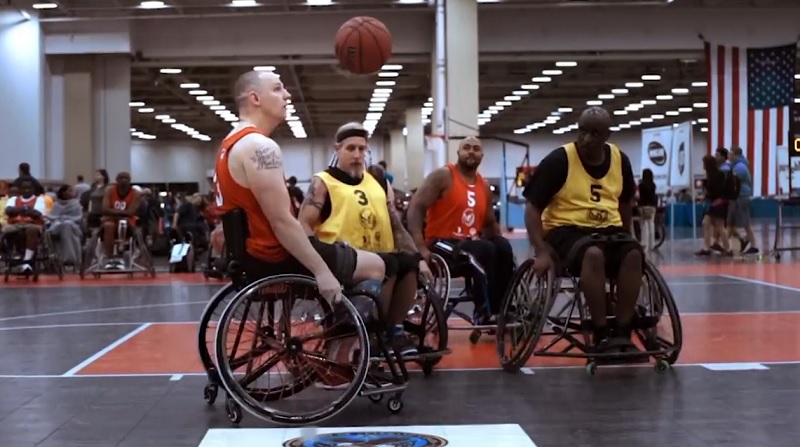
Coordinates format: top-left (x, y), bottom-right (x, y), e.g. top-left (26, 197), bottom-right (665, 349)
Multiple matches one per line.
top-left (619, 152), bottom-right (636, 203)
top-left (522, 147), bottom-right (568, 210)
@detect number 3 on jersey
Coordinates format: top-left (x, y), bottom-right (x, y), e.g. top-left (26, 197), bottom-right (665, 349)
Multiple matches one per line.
top-left (213, 172), bottom-right (224, 206)
top-left (466, 190), bottom-right (476, 207)
top-left (354, 190), bottom-right (369, 206)
top-left (590, 184), bottom-right (601, 203)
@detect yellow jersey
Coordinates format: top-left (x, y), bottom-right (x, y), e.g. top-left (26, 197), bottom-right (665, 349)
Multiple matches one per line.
top-left (315, 171), bottom-right (395, 252)
top-left (541, 142), bottom-right (624, 232)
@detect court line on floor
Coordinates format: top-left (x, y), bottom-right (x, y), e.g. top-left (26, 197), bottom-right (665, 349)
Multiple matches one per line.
top-left (716, 274), bottom-right (800, 293)
top-left (3, 307), bottom-right (800, 332)
top-left (0, 301), bottom-right (210, 323)
top-left (3, 360), bottom-right (800, 380)
top-left (61, 323), bottom-right (152, 377)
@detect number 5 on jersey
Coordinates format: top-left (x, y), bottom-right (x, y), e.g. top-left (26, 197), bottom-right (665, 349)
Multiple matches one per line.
top-left (467, 190), bottom-right (476, 207)
top-left (590, 184), bottom-right (601, 203)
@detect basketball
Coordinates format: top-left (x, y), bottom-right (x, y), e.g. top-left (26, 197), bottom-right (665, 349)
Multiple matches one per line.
top-left (335, 16), bottom-right (393, 75)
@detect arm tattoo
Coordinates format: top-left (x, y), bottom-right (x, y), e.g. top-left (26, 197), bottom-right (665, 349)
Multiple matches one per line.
top-left (250, 147), bottom-right (281, 170)
top-left (388, 204), bottom-right (418, 253)
top-left (300, 177), bottom-right (325, 211)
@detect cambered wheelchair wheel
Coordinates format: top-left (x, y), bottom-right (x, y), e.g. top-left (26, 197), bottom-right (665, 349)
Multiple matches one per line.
top-left (197, 282), bottom-right (238, 405)
top-left (214, 274), bottom-right (370, 426)
top-left (404, 284), bottom-right (449, 376)
top-left (496, 259), bottom-right (555, 373)
top-left (42, 233), bottom-right (65, 280)
top-left (428, 253), bottom-right (451, 309)
top-left (633, 259), bottom-right (682, 368)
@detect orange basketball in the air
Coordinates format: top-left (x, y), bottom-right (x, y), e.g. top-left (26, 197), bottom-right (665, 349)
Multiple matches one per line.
top-left (335, 16), bottom-right (393, 75)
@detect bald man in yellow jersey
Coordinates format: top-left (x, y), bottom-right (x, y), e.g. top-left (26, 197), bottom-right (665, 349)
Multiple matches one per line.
top-left (523, 107), bottom-right (644, 357)
top-left (299, 122), bottom-right (433, 357)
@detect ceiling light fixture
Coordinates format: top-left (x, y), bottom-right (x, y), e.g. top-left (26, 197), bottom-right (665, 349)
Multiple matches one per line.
top-left (140, 1), bottom-right (167, 9)
top-left (230, 0), bottom-right (258, 6)
top-left (32, 3), bottom-right (58, 9)
top-left (159, 68), bottom-right (181, 74)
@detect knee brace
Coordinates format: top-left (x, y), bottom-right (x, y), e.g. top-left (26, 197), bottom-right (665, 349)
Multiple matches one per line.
top-left (353, 278), bottom-right (383, 297)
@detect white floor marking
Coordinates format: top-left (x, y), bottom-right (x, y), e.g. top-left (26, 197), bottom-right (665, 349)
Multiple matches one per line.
top-left (520, 367), bottom-right (535, 375)
top-left (61, 323), bottom-right (152, 377)
top-left (717, 274), bottom-right (800, 293)
top-left (197, 424), bottom-right (537, 447)
top-left (170, 374), bottom-right (184, 381)
top-left (700, 362), bottom-right (769, 371)
top-left (0, 300), bottom-right (209, 323)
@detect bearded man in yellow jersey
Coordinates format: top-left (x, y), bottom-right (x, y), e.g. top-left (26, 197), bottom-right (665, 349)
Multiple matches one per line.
top-left (523, 107), bottom-right (643, 356)
top-left (299, 122), bottom-right (434, 357)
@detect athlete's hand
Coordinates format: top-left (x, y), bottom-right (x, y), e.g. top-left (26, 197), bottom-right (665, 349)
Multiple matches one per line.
top-left (418, 260), bottom-right (435, 286)
top-left (532, 251), bottom-right (552, 275)
top-left (419, 247), bottom-right (432, 263)
top-left (314, 269), bottom-right (343, 304)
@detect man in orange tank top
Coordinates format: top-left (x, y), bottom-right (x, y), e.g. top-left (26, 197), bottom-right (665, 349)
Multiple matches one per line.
top-left (2, 179), bottom-right (47, 273)
top-left (213, 70), bottom-right (391, 304)
top-left (100, 171), bottom-right (141, 269)
top-left (407, 136), bottom-right (515, 325)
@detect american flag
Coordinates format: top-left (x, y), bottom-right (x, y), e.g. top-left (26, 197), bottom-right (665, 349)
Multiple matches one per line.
top-left (706, 42), bottom-right (796, 196)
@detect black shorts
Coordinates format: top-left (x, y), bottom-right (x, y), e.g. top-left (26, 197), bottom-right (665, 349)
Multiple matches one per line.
top-left (706, 202), bottom-right (728, 220)
top-left (243, 237), bottom-right (358, 287)
top-left (544, 226), bottom-right (641, 277)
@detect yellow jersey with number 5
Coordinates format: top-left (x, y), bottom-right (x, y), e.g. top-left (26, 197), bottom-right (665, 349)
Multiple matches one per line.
top-left (541, 143), bottom-right (624, 232)
top-left (315, 171), bottom-right (395, 252)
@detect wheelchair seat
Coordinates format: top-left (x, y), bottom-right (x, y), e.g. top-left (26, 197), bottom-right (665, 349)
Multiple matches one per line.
top-left (496, 242), bottom-right (682, 376)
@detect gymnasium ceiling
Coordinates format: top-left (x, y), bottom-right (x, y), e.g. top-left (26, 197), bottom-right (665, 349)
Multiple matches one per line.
top-left (28, 0), bottom-right (799, 141)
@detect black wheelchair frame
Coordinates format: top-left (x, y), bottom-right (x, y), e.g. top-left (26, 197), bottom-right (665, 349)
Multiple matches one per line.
top-left (202, 209), bottom-right (449, 425)
top-left (79, 220), bottom-right (157, 279)
top-left (1, 226), bottom-right (65, 283)
top-left (496, 234), bottom-right (683, 376)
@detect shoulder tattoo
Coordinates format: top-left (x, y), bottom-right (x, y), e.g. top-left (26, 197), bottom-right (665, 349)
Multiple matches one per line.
top-left (250, 146), bottom-right (281, 170)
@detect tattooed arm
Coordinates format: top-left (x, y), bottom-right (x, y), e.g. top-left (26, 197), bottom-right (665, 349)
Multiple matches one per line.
top-left (386, 183), bottom-right (418, 254)
top-left (297, 176), bottom-right (328, 236)
top-left (232, 134), bottom-right (330, 276)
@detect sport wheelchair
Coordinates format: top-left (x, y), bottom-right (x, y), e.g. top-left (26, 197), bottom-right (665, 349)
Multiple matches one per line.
top-left (80, 219), bottom-right (156, 279)
top-left (427, 240), bottom-right (515, 345)
top-left (203, 210), bottom-right (449, 426)
top-left (1, 225), bottom-right (65, 282)
top-left (496, 233), bottom-right (682, 376)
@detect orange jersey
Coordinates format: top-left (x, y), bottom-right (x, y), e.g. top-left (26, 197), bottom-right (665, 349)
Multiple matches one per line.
top-left (214, 126), bottom-right (289, 262)
top-left (9, 196), bottom-right (45, 225)
top-left (109, 186), bottom-right (139, 225)
top-left (424, 163), bottom-right (489, 244)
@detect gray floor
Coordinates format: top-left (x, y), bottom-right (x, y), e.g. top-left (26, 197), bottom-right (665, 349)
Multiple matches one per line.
top-left (2, 222), bottom-right (800, 446)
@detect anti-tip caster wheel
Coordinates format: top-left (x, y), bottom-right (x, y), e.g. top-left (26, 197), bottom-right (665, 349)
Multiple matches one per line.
top-left (368, 393), bottom-right (383, 404)
top-left (654, 359), bottom-right (670, 373)
top-left (387, 397), bottom-right (403, 414)
top-left (469, 330), bottom-right (481, 345)
top-left (421, 362), bottom-right (434, 377)
top-left (585, 362), bottom-right (597, 376)
top-left (225, 398), bottom-right (243, 425)
top-left (203, 383), bottom-right (218, 405)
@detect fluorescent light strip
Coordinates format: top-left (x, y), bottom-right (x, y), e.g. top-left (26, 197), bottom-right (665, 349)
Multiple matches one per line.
top-left (361, 66), bottom-right (403, 136)
top-left (480, 62), bottom-right (578, 126)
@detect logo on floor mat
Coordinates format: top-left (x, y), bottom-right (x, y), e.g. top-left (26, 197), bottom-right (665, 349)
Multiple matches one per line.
top-left (283, 431), bottom-right (448, 447)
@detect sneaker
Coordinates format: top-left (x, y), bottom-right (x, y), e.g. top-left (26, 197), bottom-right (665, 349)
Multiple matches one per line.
top-left (743, 246), bottom-right (759, 255)
top-left (694, 249), bottom-right (711, 256)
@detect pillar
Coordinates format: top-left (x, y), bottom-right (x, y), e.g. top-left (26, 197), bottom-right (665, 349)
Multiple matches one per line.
top-left (389, 129), bottom-right (407, 189)
top-left (431, 0), bottom-right (447, 168)
top-left (46, 54), bottom-right (131, 183)
top-left (443, 0), bottom-right (479, 164)
top-left (0, 9), bottom-right (45, 180)
top-left (404, 108), bottom-right (425, 189)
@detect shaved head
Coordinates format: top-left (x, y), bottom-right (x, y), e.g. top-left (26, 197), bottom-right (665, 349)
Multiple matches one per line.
top-left (576, 106), bottom-right (612, 162)
top-left (234, 70), bottom-right (281, 110)
top-left (459, 136), bottom-right (481, 150)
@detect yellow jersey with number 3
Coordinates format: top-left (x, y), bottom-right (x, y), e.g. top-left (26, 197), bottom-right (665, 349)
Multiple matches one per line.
top-left (541, 142), bottom-right (624, 232)
top-left (315, 171), bottom-right (395, 252)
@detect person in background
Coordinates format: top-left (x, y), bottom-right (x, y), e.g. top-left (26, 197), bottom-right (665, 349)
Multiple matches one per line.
top-left (12, 163), bottom-right (44, 196)
top-left (82, 169), bottom-right (110, 229)
top-left (286, 176), bottom-right (304, 210)
top-left (172, 193), bottom-right (208, 247)
top-left (727, 147), bottom-right (758, 255)
top-left (3, 179), bottom-right (47, 272)
top-left (46, 185), bottom-right (84, 265)
top-left (378, 160), bottom-right (394, 185)
top-left (0, 180), bottom-right (9, 227)
top-left (73, 175), bottom-right (91, 199)
top-left (696, 155), bottom-right (732, 257)
top-left (637, 168), bottom-right (658, 251)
